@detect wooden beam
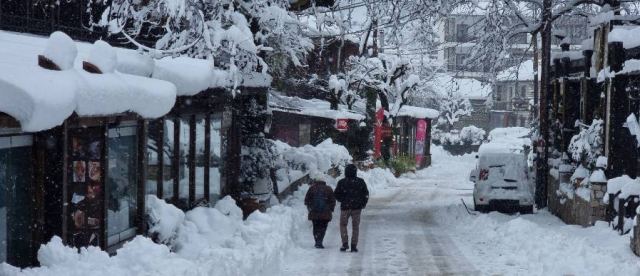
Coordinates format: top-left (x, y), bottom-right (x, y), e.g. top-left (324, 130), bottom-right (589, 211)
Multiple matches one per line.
top-left (136, 119), bottom-right (148, 234)
top-left (172, 117), bottom-right (180, 202)
top-left (204, 114), bottom-right (211, 203)
top-left (188, 115), bottom-right (196, 206)
top-left (156, 119), bottom-right (164, 199)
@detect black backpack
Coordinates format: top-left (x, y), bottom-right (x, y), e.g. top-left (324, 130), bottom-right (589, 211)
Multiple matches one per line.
top-left (311, 190), bottom-right (327, 213)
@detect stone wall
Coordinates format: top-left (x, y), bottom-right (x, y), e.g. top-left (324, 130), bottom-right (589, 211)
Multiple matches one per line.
top-left (547, 172), bottom-right (608, 226)
top-left (632, 215), bottom-right (640, 256)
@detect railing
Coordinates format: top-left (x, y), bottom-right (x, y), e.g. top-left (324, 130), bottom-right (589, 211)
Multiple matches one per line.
top-left (609, 192), bottom-right (640, 235)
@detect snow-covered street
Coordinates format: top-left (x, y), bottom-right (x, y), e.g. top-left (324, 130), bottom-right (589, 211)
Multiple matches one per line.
top-left (282, 148), bottom-right (640, 275)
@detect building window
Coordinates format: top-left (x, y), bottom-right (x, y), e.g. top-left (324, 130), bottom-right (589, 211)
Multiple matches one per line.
top-left (445, 47), bottom-right (456, 71)
top-left (299, 123), bottom-right (311, 145)
top-left (496, 86), bottom-right (503, 102)
top-left (0, 135), bottom-right (33, 267)
top-left (178, 117), bottom-right (190, 204)
top-left (520, 86), bottom-right (527, 98)
top-left (195, 116), bottom-right (206, 202)
top-left (445, 18), bottom-right (456, 42)
top-left (107, 126), bottom-right (138, 247)
top-left (163, 118), bottom-right (176, 200)
top-left (456, 54), bottom-right (467, 70)
top-left (456, 24), bottom-right (469, 42)
top-left (209, 115), bottom-right (223, 203)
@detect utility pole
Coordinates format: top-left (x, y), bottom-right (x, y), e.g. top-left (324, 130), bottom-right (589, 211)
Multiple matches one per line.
top-left (535, 0), bottom-right (552, 208)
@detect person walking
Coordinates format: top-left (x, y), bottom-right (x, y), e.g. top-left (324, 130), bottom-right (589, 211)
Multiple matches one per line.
top-left (304, 180), bottom-right (336, 249)
top-left (334, 164), bottom-right (369, 252)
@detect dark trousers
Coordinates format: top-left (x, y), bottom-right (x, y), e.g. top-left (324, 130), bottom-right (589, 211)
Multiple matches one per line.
top-left (312, 220), bottom-right (330, 245)
top-left (340, 209), bottom-right (362, 247)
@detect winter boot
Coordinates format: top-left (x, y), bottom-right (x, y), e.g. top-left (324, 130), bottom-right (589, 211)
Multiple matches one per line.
top-left (351, 245), bottom-right (358, 253)
top-left (340, 243), bottom-right (349, 252)
top-left (315, 244), bottom-right (324, 249)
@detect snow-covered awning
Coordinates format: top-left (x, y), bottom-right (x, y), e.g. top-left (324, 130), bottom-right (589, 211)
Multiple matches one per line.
top-left (0, 31), bottom-right (179, 131)
top-left (391, 105), bottom-right (439, 119)
top-left (269, 91), bottom-right (365, 121)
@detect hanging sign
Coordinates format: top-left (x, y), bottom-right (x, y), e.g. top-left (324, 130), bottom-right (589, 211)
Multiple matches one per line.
top-left (373, 108), bottom-right (385, 158)
top-left (415, 119), bottom-right (427, 167)
top-left (336, 119), bottom-right (349, 132)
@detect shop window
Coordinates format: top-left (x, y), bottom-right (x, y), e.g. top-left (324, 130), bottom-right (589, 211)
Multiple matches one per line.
top-left (195, 116), bottom-right (206, 201)
top-left (0, 135), bottom-right (33, 267)
top-left (146, 120), bottom-right (161, 196)
top-left (210, 116), bottom-right (223, 203)
top-left (163, 119), bottom-right (175, 199)
top-left (299, 123), bottom-right (311, 146)
top-left (107, 126), bottom-right (138, 247)
top-left (178, 117), bottom-right (190, 203)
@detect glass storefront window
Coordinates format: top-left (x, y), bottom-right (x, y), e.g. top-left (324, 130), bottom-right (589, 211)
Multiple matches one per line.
top-left (178, 117), bottom-right (190, 203)
top-left (0, 135), bottom-right (33, 267)
top-left (195, 116), bottom-right (205, 201)
top-left (210, 116), bottom-right (223, 203)
top-left (146, 121), bottom-right (161, 196)
top-left (107, 126), bottom-right (138, 247)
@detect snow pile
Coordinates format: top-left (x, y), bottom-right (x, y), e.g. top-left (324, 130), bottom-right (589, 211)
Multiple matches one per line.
top-left (606, 175), bottom-right (640, 202)
top-left (434, 208), bottom-right (640, 275)
top-left (459, 125), bottom-right (486, 145)
top-left (271, 139), bottom-right (352, 191)
top-left (146, 196), bottom-right (185, 244)
top-left (2, 194), bottom-right (307, 276)
top-left (358, 167), bottom-right (398, 195)
top-left (42, 31), bottom-right (77, 70)
top-left (87, 40), bottom-right (117, 73)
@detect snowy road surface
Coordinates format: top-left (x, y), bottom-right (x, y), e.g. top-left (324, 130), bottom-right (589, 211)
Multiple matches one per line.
top-left (282, 148), bottom-right (640, 275)
top-left (282, 150), bottom-right (479, 275)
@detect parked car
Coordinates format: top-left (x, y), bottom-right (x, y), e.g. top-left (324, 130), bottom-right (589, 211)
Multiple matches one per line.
top-left (469, 145), bottom-right (534, 214)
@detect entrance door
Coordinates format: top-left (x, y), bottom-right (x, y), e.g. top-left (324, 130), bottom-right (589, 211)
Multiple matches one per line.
top-left (0, 134), bottom-right (34, 267)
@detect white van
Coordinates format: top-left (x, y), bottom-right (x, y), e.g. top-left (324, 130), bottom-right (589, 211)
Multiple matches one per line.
top-left (469, 145), bottom-right (534, 214)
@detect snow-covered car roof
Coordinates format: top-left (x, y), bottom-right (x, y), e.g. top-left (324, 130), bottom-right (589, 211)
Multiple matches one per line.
top-left (479, 127), bottom-right (531, 155)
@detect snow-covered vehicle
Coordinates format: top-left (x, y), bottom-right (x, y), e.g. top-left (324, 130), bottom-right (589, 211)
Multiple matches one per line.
top-left (469, 132), bottom-right (534, 214)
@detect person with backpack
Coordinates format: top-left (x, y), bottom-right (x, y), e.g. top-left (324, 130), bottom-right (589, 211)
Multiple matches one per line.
top-left (304, 180), bottom-right (336, 249)
top-left (334, 164), bottom-right (369, 252)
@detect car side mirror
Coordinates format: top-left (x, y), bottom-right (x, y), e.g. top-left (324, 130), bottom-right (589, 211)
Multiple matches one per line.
top-left (469, 170), bottom-right (477, 182)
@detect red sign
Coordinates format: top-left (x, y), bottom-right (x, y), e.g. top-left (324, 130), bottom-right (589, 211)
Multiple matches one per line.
top-left (336, 119), bottom-right (349, 131)
top-left (415, 119), bottom-right (427, 167)
top-left (373, 108), bottom-right (385, 158)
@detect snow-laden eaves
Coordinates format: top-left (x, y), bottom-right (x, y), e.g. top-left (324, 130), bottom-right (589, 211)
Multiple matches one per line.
top-left (0, 31), bottom-right (177, 131)
top-left (0, 66), bottom-right (76, 132)
top-left (269, 91), bottom-right (365, 121)
top-left (392, 105), bottom-right (439, 119)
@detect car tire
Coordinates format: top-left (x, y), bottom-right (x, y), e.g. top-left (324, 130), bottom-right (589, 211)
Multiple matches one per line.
top-left (519, 205), bottom-right (533, 214)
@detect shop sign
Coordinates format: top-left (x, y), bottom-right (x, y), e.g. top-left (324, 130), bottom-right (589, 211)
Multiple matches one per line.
top-left (336, 118), bottom-right (349, 131)
top-left (373, 108), bottom-right (384, 158)
top-left (415, 119), bottom-right (427, 166)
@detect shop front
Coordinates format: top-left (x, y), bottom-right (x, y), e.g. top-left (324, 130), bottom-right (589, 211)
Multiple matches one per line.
top-left (0, 117), bottom-right (36, 267)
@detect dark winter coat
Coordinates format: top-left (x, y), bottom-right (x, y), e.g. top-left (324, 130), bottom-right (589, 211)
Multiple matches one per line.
top-left (304, 181), bottom-right (336, 221)
top-left (334, 164), bottom-right (369, 210)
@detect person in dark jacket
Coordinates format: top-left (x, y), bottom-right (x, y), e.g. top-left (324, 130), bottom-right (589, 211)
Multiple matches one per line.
top-left (334, 164), bottom-right (369, 252)
top-left (304, 180), bottom-right (336, 249)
